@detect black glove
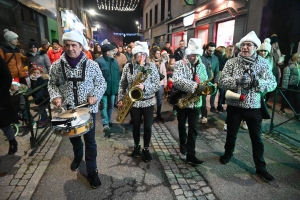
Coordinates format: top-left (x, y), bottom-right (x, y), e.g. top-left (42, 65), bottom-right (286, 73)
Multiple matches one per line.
top-left (196, 84), bottom-right (207, 94)
top-left (236, 75), bottom-right (251, 85)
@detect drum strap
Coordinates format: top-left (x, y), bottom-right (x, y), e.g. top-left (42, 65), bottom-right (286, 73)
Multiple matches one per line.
top-left (61, 59), bottom-right (87, 106)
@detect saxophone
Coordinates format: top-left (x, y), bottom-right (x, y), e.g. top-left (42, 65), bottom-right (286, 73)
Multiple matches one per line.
top-left (116, 64), bottom-right (150, 124)
top-left (177, 68), bottom-right (216, 109)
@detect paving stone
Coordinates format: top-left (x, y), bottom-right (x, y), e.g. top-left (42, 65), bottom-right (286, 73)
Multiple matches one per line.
top-left (197, 196), bottom-right (207, 200)
top-left (194, 190), bottom-right (203, 196)
top-left (194, 176), bottom-right (204, 181)
top-left (13, 174), bottom-right (22, 179)
top-left (197, 181), bottom-right (207, 187)
top-left (22, 174), bottom-right (32, 180)
top-left (10, 179), bottom-right (19, 186)
top-left (190, 184), bottom-right (200, 190)
top-left (168, 178), bottom-right (178, 184)
top-left (0, 175), bottom-right (14, 180)
top-left (13, 186), bottom-right (24, 192)
top-left (174, 189), bottom-right (184, 195)
top-left (187, 197), bottom-right (197, 200)
top-left (0, 179), bottom-right (11, 186)
top-left (4, 185), bottom-right (15, 193)
top-left (205, 194), bottom-right (215, 200)
top-left (17, 180), bottom-right (28, 186)
top-left (8, 192), bottom-right (21, 200)
top-left (1, 192), bottom-right (11, 199)
top-left (202, 187), bottom-right (212, 194)
top-left (171, 184), bottom-right (180, 190)
top-left (184, 191), bottom-right (194, 197)
top-left (186, 179), bottom-right (197, 184)
top-left (180, 184), bottom-right (191, 191)
top-left (178, 178), bottom-right (187, 185)
top-left (176, 195), bottom-right (187, 200)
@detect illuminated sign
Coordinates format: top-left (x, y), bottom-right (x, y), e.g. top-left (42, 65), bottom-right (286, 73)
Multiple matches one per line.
top-left (183, 14), bottom-right (195, 27)
top-left (113, 33), bottom-right (139, 37)
top-left (198, 9), bottom-right (211, 19)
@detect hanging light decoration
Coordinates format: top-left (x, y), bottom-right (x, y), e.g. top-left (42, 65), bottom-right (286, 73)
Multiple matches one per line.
top-left (96, 0), bottom-right (140, 11)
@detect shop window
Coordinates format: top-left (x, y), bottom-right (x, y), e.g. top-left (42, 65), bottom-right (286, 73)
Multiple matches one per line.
top-left (150, 9), bottom-right (152, 27)
top-left (216, 20), bottom-right (235, 47)
top-left (161, 0), bottom-right (165, 21)
top-left (146, 13), bottom-right (148, 29)
top-left (155, 4), bottom-right (158, 24)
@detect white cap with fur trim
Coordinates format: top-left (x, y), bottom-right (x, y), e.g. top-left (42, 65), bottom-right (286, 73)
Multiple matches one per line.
top-left (259, 38), bottom-right (271, 53)
top-left (12, 80), bottom-right (20, 87)
top-left (185, 38), bottom-right (203, 56)
top-left (62, 29), bottom-right (89, 51)
top-left (132, 41), bottom-right (149, 56)
top-left (239, 31), bottom-right (261, 48)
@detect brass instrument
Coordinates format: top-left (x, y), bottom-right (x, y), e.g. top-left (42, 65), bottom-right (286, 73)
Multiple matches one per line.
top-left (116, 66), bottom-right (150, 124)
top-left (177, 68), bottom-right (216, 109)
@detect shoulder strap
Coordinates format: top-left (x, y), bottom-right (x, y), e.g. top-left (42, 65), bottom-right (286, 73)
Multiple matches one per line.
top-left (6, 52), bottom-right (15, 64)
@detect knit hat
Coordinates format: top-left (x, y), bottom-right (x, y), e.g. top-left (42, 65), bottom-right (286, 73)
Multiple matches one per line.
top-left (235, 42), bottom-right (241, 49)
top-left (239, 31), bottom-right (261, 48)
top-left (161, 50), bottom-right (169, 56)
top-left (12, 78), bottom-right (20, 87)
top-left (132, 41), bottom-right (149, 56)
top-left (28, 39), bottom-right (38, 49)
top-left (41, 39), bottom-right (49, 45)
top-left (185, 38), bottom-right (203, 56)
top-left (111, 42), bottom-right (118, 48)
top-left (101, 44), bottom-right (116, 53)
top-left (52, 39), bottom-right (59, 45)
top-left (62, 29), bottom-right (89, 51)
top-left (270, 34), bottom-right (279, 45)
top-left (259, 38), bottom-right (272, 53)
top-left (102, 39), bottom-right (110, 45)
top-left (23, 66), bottom-right (28, 71)
top-left (3, 29), bottom-right (18, 42)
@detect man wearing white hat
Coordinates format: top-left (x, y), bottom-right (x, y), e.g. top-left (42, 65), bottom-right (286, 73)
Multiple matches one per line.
top-left (218, 31), bottom-right (277, 182)
top-left (48, 29), bottom-right (107, 189)
top-left (172, 38), bottom-right (209, 165)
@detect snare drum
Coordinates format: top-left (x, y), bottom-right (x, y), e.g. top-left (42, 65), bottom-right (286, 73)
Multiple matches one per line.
top-left (53, 113), bottom-right (93, 137)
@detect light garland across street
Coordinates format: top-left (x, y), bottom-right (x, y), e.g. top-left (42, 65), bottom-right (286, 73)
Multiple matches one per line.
top-left (96, 0), bottom-right (139, 11)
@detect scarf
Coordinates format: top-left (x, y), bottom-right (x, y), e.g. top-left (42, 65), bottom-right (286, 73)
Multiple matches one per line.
top-left (30, 52), bottom-right (37, 57)
top-left (65, 52), bottom-right (84, 68)
top-left (6, 42), bottom-right (16, 50)
top-left (238, 53), bottom-right (257, 65)
top-left (30, 74), bottom-right (41, 80)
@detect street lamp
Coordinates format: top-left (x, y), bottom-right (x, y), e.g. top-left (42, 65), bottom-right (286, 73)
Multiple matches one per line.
top-left (89, 9), bottom-right (96, 15)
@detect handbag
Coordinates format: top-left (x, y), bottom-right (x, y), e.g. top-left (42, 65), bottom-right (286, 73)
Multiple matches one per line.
top-left (167, 87), bottom-right (186, 105)
top-left (260, 96), bottom-right (270, 119)
top-left (159, 72), bottom-right (165, 81)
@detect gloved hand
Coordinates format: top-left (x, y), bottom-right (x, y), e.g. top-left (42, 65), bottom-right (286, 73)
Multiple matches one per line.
top-left (195, 84), bottom-right (207, 94)
top-left (236, 75), bottom-right (251, 85)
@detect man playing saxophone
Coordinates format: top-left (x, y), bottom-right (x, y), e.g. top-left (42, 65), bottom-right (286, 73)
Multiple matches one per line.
top-left (117, 41), bottom-right (160, 162)
top-left (173, 38), bottom-right (208, 165)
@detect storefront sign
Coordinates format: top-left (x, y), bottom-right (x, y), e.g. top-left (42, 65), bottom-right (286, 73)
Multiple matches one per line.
top-left (197, 9), bottom-right (211, 19)
top-left (113, 33), bottom-right (139, 37)
top-left (183, 14), bottom-right (195, 27)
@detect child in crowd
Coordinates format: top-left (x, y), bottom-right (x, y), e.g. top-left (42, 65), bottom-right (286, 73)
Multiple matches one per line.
top-left (23, 66), bottom-right (31, 88)
top-left (166, 57), bottom-right (177, 116)
top-left (30, 67), bottom-right (49, 127)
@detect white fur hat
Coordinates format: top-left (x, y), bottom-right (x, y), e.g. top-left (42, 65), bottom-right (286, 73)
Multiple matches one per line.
top-left (12, 80), bottom-right (20, 87)
top-left (62, 29), bottom-right (89, 51)
top-left (132, 41), bottom-right (149, 56)
top-left (239, 31), bottom-right (261, 48)
top-left (235, 42), bottom-right (241, 49)
top-left (102, 39), bottom-right (110, 45)
top-left (185, 38), bottom-right (203, 56)
top-left (259, 38), bottom-right (271, 53)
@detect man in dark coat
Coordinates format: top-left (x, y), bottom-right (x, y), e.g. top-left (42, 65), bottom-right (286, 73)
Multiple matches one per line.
top-left (0, 56), bottom-right (18, 154)
top-left (174, 40), bottom-right (186, 61)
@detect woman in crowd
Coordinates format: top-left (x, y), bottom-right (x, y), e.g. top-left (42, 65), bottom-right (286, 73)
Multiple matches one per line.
top-left (92, 43), bottom-right (102, 60)
top-left (118, 41), bottom-right (160, 162)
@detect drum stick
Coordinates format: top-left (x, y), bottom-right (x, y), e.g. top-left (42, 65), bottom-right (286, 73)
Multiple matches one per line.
top-left (74, 103), bottom-right (89, 109)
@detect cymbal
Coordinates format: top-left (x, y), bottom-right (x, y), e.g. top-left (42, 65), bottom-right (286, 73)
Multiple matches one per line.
top-left (58, 108), bottom-right (90, 118)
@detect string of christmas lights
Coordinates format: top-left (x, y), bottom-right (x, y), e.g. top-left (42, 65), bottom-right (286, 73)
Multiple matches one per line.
top-left (96, 0), bottom-right (139, 11)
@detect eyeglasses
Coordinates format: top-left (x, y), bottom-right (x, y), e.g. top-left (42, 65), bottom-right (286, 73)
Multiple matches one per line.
top-left (137, 53), bottom-right (147, 57)
top-left (260, 50), bottom-right (267, 52)
top-left (241, 43), bottom-right (254, 47)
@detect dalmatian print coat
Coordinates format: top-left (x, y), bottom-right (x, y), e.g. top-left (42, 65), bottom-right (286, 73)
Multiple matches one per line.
top-left (173, 57), bottom-right (208, 109)
top-left (118, 62), bottom-right (160, 108)
top-left (48, 53), bottom-right (106, 113)
top-left (219, 55), bottom-right (277, 108)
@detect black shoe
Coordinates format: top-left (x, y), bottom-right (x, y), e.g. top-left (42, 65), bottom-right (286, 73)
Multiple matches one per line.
top-left (131, 145), bottom-right (140, 158)
top-left (155, 116), bottom-right (165, 123)
top-left (142, 148), bottom-right (152, 162)
top-left (180, 144), bottom-right (187, 155)
top-left (87, 169), bottom-right (102, 189)
top-left (256, 170), bottom-right (275, 182)
top-left (109, 122), bottom-right (113, 127)
top-left (219, 155), bottom-right (231, 164)
top-left (70, 159), bottom-right (82, 171)
top-left (186, 154), bottom-right (204, 165)
top-left (217, 106), bottom-right (224, 112)
top-left (8, 139), bottom-right (18, 154)
top-left (210, 107), bottom-right (218, 113)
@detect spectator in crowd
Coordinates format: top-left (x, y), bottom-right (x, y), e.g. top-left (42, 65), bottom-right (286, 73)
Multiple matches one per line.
top-left (40, 39), bottom-right (51, 53)
top-left (162, 41), bottom-right (174, 57)
top-left (270, 34), bottom-right (284, 84)
top-left (115, 45), bottom-right (127, 74)
top-left (214, 46), bottom-right (226, 112)
top-left (161, 50), bottom-right (170, 67)
top-left (47, 39), bottom-right (63, 64)
top-left (125, 45), bottom-right (133, 62)
top-left (92, 43), bottom-right (102, 60)
top-left (166, 57), bottom-right (176, 116)
top-left (225, 45), bottom-right (234, 59)
top-left (174, 40), bottom-right (186, 61)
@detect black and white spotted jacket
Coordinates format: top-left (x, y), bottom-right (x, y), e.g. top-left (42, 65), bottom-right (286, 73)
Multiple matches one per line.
top-left (48, 53), bottom-right (107, 113)
top-left (219, 55), bottom-right (277, 109)
top-left (173, 57), bottom-right (208, 109)
top-left (118, 62), bottom-right (160, 108)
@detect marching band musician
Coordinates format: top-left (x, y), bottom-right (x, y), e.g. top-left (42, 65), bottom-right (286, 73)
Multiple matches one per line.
top-left (173, 38), bottom-right (208, 165)
top-left (48, 30), bottom-right (106, 189)
top-left (118, 41), bottom-right (160, 162)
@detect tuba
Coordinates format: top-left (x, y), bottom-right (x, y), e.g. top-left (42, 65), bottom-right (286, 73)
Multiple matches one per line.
top-left (177, 68), bottom-right (216, 109)
top-left (116, 63), bottom-right (150, 124)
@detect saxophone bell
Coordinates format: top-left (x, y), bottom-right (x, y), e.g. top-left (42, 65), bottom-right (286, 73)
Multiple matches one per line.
top-left (129, 87), bottom-right (144, 101)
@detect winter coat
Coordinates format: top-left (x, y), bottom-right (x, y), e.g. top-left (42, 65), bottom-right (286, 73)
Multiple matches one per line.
top-left (214, 50), bottom-right (228, 71)
top-left (219, 54), bottom-right (277, 109)
top-left (0, 44), bottom-right (27, 78)
top-left (48, 53), bottom-right (106, 113)
top-left (118, 61), bottom-right (160, 108)
top-left (201, 52), bottom-right (220, 83)
top-left (47, 48), bottom-right (63, 64)
top-left (174, 47), bottom-right (186, 61)
top-left (27, 50), bottom-right (51, 74)
top-left (173, 58), bottom-right (208, 109)
top-left (95, 55), bottom-right (120, 96)
top-left (151, 58), bottom-right (167, 87)
top-left (0, 56), bottom-right (18, 127)
top-left (30, 74), bottom-right (49, 105)
top-left (115, 53), bottom-right (127, 72)
top-left (282, 61), bottom-right (300, 88)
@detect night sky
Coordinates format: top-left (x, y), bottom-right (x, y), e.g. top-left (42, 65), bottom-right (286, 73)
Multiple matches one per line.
top-left (84, 0), bottom-right (143, 44)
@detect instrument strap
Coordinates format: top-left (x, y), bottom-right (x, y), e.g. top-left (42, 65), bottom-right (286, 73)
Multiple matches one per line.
top-left (182, 59), bottom-right (197, 81)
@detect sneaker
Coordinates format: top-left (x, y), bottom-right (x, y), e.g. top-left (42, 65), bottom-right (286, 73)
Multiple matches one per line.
top-left (217, 106), bottom-right (225, 112)
top-left (32, 122), bottom-right (37, 129)
top-left (219, 155), bottom-right (231, 164)
top-left (180, 144), bottom-right (187, 155)
top-left (103, 124), bottom-right (110, 132)
top-left (278, 110), bottom-right (286, 116)
top-left (256, 170), bottom-right (275, 182)
top-left (87, 169), bottom-right (102, 189)
top-left (109, 122), bottom-right (113, 127)
top-left (223, 124), bottom-right (227, 131)
top-left (8, 139), bottom-right (18, 154)
top-left (210, 107), bottom-right (218, 113)
top-left (201, 117), bottom-right (207, 124)
top-left (131, 145), bottom-right (140, 158)
top-left (142, 148), bottom-right (152, 162)
top-left (240, 121), bottom-right (248, 130)
top-left (186, 154), bottom-right (204, 165)
top-left (70, 159), bottom-right (82, 171)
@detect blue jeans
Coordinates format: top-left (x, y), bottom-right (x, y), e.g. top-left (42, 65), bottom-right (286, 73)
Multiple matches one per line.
top-left (155, 85), bottom-right (164, 116)
top-left (69, 113), bottom-right (97, 174)
top-left (100, 95), bottom-right (115, 125)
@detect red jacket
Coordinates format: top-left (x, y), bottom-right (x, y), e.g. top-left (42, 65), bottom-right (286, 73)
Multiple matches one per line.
top-left (47, 48), bottom-right (63, 64)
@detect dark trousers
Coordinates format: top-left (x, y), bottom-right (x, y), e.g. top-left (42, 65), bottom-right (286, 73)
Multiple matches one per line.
top-left (69, 113), bottom-right (97, 174)
top-left (201, 95), bottom-right (207, 117)
top-left (218, 88), bottom-right (225, 108)
top-left (225, 106), bottom-right (266, 170)
top-left (175, 106), bottom-right (201, 155)
top-left (130, 106), bottom-right (154, 147)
